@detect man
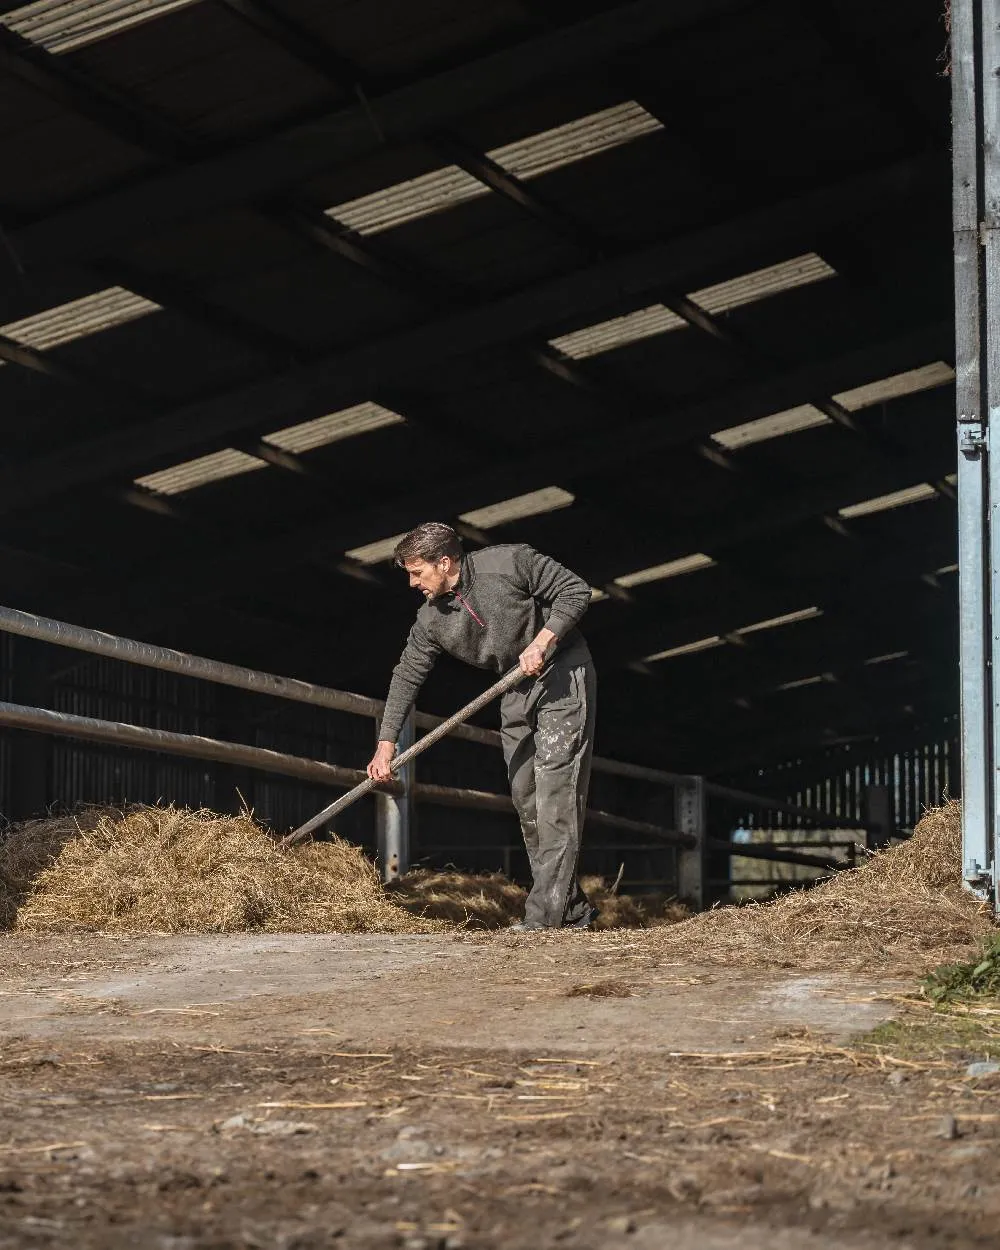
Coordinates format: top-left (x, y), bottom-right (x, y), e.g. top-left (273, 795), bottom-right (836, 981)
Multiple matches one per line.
top-left (367, 521), bottom-right (597, 930)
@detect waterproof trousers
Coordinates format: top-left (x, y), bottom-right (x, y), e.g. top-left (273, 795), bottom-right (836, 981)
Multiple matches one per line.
top-left (500, 649), bottom-right (597, 927)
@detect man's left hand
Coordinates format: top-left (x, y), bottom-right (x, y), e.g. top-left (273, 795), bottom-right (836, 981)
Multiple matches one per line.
top-left (519, 642), bottom-right (547, 676)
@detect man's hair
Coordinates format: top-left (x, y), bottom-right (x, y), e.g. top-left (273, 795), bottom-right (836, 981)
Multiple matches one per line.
top-left (393, 522), bottom-right (463, 567)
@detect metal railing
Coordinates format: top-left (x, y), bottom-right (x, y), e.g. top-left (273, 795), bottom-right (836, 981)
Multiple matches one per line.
top-left (0, 604), bottom-right (873, 905)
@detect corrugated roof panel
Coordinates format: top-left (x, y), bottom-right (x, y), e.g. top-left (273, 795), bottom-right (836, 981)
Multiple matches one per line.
top-left (549, 304), bottom-right (686, 360)
top-left (136, 448), bottom-right (266, 496)
top-left (736, 606), bottom-right (822, 635)
top-left (0, 0), bottom-right (200, 53)
top-left (778, 673), bottom-right (827, 691)
top-left (614, 552), bottom-right (715, 588)
top-left (548, 254), bottom-right (834, 361)
top-left (838, 482), bottom-right (938, 519)
top-left (459, 485), bottom-right (574, 528)
top-left (345, 534), bottom-right (406, 565)
top-left (264, 401), bottom-right (404, 455)
top-left (711, 403), bottom-right (831, 450)
top-left (691, 254), bottom-right (835, 316)
top-left (326, 102), bottom-right (662, 236)
top-left (864, 650), bottom-right (909, 666)
top-left (0, 287), bottom-right (160, 355)
top-left (832, 361), bottom-right (955, 412)
top-left (644, 635), bottom-right (724, 662)
top-left (330, 166), bottom-right (486, 236)
top-left (494, 100), bottom-right (662, 180)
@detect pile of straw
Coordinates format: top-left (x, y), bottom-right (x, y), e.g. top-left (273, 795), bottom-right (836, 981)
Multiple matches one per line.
top-left (12, 805), bottom-right (438, 935)
top-left (0, 810), bottom-right (106, 928)
top-left (651, 800), bottom-right (995, 973)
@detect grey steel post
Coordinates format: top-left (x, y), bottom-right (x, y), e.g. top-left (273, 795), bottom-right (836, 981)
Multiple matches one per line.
top-left (675, 776), bottom-right (707, 910)
top-left (985, 0), bottom-right (1000, 901)
top-left (861, 783), bottom-right (893, 851)
top-left (376, 708), bottom-right (415, 881)
top-left (953, 0), bottom-right (994, 899)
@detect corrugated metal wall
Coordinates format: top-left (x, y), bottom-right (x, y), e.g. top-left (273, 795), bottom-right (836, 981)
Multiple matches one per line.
top-left (736, 722), bottom-right (960, 834)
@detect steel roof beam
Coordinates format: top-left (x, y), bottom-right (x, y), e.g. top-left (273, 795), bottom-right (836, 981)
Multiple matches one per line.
top-left (9, 0), bottom-right (748, 268)
top-left (0, 162), bottom-right (946, 517)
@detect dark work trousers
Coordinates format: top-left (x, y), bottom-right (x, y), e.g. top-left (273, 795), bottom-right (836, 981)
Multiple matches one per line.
top-left (500, 649), bottom-right (597, 927)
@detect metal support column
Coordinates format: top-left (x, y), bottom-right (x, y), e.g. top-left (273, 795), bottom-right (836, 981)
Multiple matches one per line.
top-left (675, 776), bottom-right (707, 910)
top-left (376, 708), bottom-right (415, 881)
top-left (861, 783), bottom-right (893, 850)
top-left (953, 0), bottom-right (997, 901)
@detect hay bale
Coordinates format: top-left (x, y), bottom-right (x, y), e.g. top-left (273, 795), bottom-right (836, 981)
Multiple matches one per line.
top-left (388, 868), bottom-right (526, 928)
top-left (14, 804), bottom-right (440, 935)
top-left (650, 800), bottom-right (995, 973)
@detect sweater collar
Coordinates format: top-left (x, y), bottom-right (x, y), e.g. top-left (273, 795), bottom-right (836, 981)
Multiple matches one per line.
top-left (453, 552), bottom-right (476, 597)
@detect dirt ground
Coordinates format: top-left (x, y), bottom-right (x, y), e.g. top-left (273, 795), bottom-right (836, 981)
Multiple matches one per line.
top-left (0, 931), bottom-right (997, 1250)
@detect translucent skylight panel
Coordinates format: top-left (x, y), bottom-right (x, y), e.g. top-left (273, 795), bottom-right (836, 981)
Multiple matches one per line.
top-left (778, 673), bottom-right (827, 691)
top-left (614, 553), bottom-right (715, 589)
top-left (644, 636), bottom-right (724, 662)
top-left (736, 606), bottom-right (822, 635)
top-left (345, 534), bottom-right (406, 565)
top-left (711, 404), bottom-right (831, 450)
top-left (549, 304), bottom-right (686, 360)
top-left (833, 362), bottom-right (955, 412)
top-left (135, 449), bottom-right (266, 496)
top-left (691, 254), bottom-right (835, 316)
top-left (264, 401), bottom-right (404, 455)
top-left (327, 102), bottom-right (662, 235)
top-left (0, 0), bottom-right (199, 53)
top-left (459, 486), bottom-right (574, 529)
top-left (0, 287), bottom-right (160, 354)
top-left (331, 167), bottom-right (485, 236)
top-left (493, 100), bottom-right (662, 180)
top-left (547, 254), bottom-right (833, 361)
top-left (838, 482), bottom-right (938, 519)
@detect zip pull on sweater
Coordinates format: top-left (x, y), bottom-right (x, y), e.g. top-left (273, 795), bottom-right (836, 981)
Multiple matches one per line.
top-left (453, 590), bottom-right (485, 628)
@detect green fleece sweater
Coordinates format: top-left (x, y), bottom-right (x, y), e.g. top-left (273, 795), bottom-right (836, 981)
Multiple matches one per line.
top-left (378, 543), bottom-right (592, 744)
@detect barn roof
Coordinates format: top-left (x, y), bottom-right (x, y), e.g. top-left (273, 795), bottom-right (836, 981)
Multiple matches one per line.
top-left (0, 0), bottom-right (956, 779)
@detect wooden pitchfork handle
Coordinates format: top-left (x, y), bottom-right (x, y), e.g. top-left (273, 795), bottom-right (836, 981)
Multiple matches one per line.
top-left (280, 662), bottom-right (530, 848)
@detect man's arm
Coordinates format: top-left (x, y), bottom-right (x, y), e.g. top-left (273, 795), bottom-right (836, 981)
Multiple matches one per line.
top-left (368, 619), bottom-right (441, 780)
top-left (513, 546), bottom-right (592, 675)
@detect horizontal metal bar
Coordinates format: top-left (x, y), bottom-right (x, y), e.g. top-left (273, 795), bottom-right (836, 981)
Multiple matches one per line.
top-left (589, 757), bottom-right (692, 786)
top-left (709, 878), bottom-right (827, 887)
top-left (0, 697), bottom-right (694, 846)
top-left (0, 603), bottom-right (498, 748)
top-left (0, 603), bottom-right (690, 778)
top-left (710, 837), bottom-right (843, 871)
top-left (0, 700), bottom-right (397, 795)
top-left (704, 781), bottom-right (871, 829)
top-left (413, 782), bottom-right (694, 846)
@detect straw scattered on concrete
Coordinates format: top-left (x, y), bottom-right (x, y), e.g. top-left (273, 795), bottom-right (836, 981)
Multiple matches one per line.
top-left (388, 868), bottom-right (526, 928)
top-left (648, 800), bottom-right (995, 974)
top-left (12, 805), bottom-right (439, 935)
top-left (388, 867), bottom-right (688, 929)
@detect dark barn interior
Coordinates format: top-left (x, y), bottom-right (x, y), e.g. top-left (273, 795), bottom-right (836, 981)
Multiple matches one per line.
top-left (0, 0), bottom-right (957, 875)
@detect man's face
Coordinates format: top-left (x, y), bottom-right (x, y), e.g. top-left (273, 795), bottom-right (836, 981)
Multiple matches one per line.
top-left (403, 557), bottom-right (456, 599)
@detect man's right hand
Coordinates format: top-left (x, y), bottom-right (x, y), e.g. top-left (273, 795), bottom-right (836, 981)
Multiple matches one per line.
top-left (367, 740), bottom-right (397, 782)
